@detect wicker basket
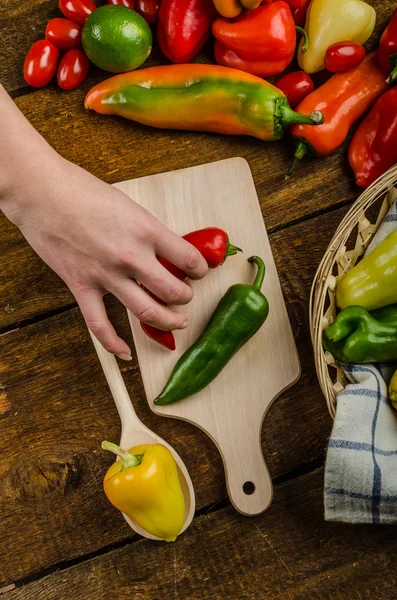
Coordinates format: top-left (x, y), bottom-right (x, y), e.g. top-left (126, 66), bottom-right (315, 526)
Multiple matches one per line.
top-left (310, 165), bottom-right (397, 420)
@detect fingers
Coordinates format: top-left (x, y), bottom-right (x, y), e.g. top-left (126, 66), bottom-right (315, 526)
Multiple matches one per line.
top-left (110, 278), bottom-right (189, 331)
top-left (155, 228), bottom-right (208, 281)
top-left (75, 288), bottom-right (132, 360)
top-left (136, 257), bottom-right (194, 306)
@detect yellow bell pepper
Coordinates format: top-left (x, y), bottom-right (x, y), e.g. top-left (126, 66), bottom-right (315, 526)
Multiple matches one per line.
top-left (298, 0), bottom-right (376, 74)
top-left (102, 441), bottom-right (185, 542)
top-left (389, 369), bottom-right (397, 411)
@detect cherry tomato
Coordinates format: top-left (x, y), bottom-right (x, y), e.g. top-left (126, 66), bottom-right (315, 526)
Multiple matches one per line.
top-left (275, 71), bottom-right (314, 108)
top-left (291, 0), bottom-right (310, 26)
top-left (45, 18), bottom-right (82, 51)
top-left (24, 40), bottom-right (59, 88)
top-left (324, 42), bottom-right (366, 73)
top-left (57, 49), bottom-right (90, 90)
top-left (108, 0), bottom-right (135, 6)
top-left (135, 0), bottom-right (160, 26)
top-left (58, 0), bottom-right (96, 25)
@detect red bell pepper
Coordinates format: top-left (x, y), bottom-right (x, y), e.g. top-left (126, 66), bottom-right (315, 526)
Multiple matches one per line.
top-left (212, 2), bottom-right (302, 78)
top-left (379, 8), bottom-right (397, 84)
top-left (136, 0), bottom-right (161, 25)
top-left (348, 87), bottom-right (397, 188)
top-left (275, 71), bottom-right (314, 108)
top-left (158, 0), bottom-right (218, 63)
top-left (141, 228), bottom-right (241, 350)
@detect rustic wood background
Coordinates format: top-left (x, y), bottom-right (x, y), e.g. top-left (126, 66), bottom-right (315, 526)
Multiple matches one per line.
top-left (1, 1), bottom-right (397, 597)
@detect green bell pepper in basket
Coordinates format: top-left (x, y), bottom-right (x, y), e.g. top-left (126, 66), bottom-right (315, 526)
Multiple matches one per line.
top-left (323, 305), bottom-right (397, 364)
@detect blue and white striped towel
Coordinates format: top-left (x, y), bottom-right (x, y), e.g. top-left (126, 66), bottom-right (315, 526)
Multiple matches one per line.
top-left (325, 199), bottom-right (397, 524)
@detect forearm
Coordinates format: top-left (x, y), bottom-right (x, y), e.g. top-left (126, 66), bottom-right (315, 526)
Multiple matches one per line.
top-left (0, 84), bottom-right (60, 224)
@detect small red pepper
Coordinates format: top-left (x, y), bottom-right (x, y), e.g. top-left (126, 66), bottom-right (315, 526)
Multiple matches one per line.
top-left (291, 0), bottom-right (310, 26)
top-left (57, 49), bottom-right (90, 90)
top-left (45, 18), bottom-right (82, 51)
top-left (136, 0), bottom-right (161, 25)
top-left (141, 227), bottom-right (241, 350)
top-left (24, 40), bottom-right (60, 88)
top-left (58, 0), bottom-right (96, 25)
top-left (379, 8), bottom-right (397, 85)
top-left (324, 41), bottom-right (366, 73)
top-left (275, 71), bottom-right (314, 108)
top-left (212, 2), bottom-right (304, 78)
top-left (158, 0), bottom-right (218, 63)
top-left (348, 87), bottom-right (397, 188)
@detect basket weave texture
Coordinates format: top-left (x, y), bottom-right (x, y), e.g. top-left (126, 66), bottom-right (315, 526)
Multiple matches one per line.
top-left (310, 165), bottom-right (397, 419)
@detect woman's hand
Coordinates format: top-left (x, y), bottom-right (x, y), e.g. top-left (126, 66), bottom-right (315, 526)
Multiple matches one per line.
top-left (1, 141), bottom-right (207, 359)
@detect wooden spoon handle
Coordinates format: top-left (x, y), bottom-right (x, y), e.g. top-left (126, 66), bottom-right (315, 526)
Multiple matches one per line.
top-left (89, 332), bottom-right (138, 430)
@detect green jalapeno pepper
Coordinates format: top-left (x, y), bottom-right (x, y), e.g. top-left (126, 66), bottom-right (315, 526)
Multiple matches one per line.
top-left (323, 304), bottom-right (397, 364)
top-left (154, 256), bottom-right (269, 406)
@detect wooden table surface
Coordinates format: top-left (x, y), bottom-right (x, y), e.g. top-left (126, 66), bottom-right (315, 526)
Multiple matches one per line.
top-left (1, 1), bottom-right (397, 598)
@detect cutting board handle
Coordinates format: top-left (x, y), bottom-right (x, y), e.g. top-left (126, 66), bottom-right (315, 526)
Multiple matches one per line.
top-left (220, 426), bottom-right (273, 516)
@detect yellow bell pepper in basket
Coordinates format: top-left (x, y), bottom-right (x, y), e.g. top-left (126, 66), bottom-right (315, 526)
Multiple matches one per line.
top-left (298, 0), bottom-right (376, 74)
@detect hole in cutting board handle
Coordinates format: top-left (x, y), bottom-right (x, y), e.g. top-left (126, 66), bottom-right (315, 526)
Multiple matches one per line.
top-left (242, 481), bottom-right (256, 495)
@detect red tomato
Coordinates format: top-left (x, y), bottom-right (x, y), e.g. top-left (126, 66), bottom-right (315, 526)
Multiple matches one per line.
top-left (108, 0), bottom-right (135, 6)
top-left (324, 42), bottom-right (366, 73)
top-left (57, 49), bottom-right (90, 90)
top-left (135, 0), bottom-right (160, 25)
top-left (58, 0), bottom-right (96, 25)
top-left (275, 71), bottom-right (314, 108)
top-left (24, 40), bottom-right (59, 88)
top-left (291, 0), bottom-right (310, 26)
top-left (45, 18), bottom-right (82, 50)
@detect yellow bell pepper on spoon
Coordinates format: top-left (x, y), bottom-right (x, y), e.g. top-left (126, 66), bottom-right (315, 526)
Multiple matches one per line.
top-left (298, 0), bottom-right (376, 74)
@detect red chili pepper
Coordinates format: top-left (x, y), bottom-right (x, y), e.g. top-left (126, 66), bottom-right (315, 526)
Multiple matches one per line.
top-left (212, 2), bottom-right (301, 78)
top-left (275, 71), bottom-right (314, 108)
top-left (136, 0), bottom-right (161, 25)
top-left (108, 0), bottom-right (135, 6)
top-left (57, 49), bottom-right (90, 90)
top-left (379, 8), bottom-right (397, 84)
top-left (349, 87), bottom-right (397, 188)
top-left (141, 227), bottom-right (241, 349)
top-left (45, 18), bottom-right (82, 51)
top-left (24, 40), bottom-right (60, 88)
top-left (58, 0), bottom-right (96, 25)
top-left (324, 41), bottom-right (366, 73)
top-left (158, 0), bottom-right (218, 63)
top-left (291, 0), bottom-right (310, 26)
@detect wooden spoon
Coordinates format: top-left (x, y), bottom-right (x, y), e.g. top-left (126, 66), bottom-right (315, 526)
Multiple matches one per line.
top-left (89, 331), bottom-right (196, 541)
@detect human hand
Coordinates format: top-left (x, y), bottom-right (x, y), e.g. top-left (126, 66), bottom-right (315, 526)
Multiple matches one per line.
top-left (2, 154), bottom-right (208, 359)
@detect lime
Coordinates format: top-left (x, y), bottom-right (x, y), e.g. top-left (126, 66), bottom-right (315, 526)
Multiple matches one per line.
top-left (82, 5), bottom-right (152, 73)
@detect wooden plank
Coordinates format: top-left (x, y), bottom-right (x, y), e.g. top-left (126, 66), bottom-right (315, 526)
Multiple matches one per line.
top-left (4, 468), bottom-right (397, 600)
top-left (0, 207), bottom-right (348, 586)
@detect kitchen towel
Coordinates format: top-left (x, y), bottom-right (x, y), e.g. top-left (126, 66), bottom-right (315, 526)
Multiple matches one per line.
top-left (324, 197), bottom-right (397, 524)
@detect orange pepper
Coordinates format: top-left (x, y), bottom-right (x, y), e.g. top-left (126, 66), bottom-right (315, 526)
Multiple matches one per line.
top-left (289, 53), bottom-right (389, 167)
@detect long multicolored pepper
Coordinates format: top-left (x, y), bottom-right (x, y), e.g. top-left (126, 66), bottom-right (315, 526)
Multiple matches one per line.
top-left (85, 64), bottom-right (324, 141)
top-left (379, 8), bottom-right (397, 84)
top-left (349, 87), bottom-right (397, 189)
top-left (213, 2), bottom-right (305, 78)
top-left (154, 256), bottom-right (269, 406)
top-left (289, 53), bottom-right (388, 168)
top-left (298, 0), bottom-right (376, 74)
top-left (323, 305), bottom-right (397, 364)
top-left (102, 441), bottom-right (185, 542)
top-left (336, 231), bottom-right (397, 312)
top-left (158, 0), bottom-right (217, 63)
top-left (142, 227), bottom-right (242, 350)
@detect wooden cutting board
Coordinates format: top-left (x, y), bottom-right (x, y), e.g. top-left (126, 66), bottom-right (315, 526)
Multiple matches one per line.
top-left (114, 158), bottom-right (300, 516)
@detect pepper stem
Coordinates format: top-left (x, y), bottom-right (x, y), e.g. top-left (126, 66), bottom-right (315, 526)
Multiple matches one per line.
top-left (248, 256), bottom-right (265, 291)
top-left (226, 241), bottom-right (243, 257)
top-left (296, 26), bottom-right (309, 54)
top-left (278, 104), bottom-right (324, 127)
top-left (101, 440), bottom-right (144, 469)
top-left (285, 139), bottom-right (311, 178)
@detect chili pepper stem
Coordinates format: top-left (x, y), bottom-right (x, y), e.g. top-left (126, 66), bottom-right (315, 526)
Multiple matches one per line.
top-left (296, 26), bottom-right (309, 54)
top-left (226, 242), bottom-right (243, 257)
top-left (278, 104), bottom-right (324, 127)
top-left (102, 441), bottom-right (144, 469)
top-left (285, 139), bottom-right (310, 178)
top-left (248, 256), bottom-right (265, 291)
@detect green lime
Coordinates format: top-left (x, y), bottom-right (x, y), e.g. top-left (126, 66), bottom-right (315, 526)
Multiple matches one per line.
top-left (82, 5), bottom-right (152, 73)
